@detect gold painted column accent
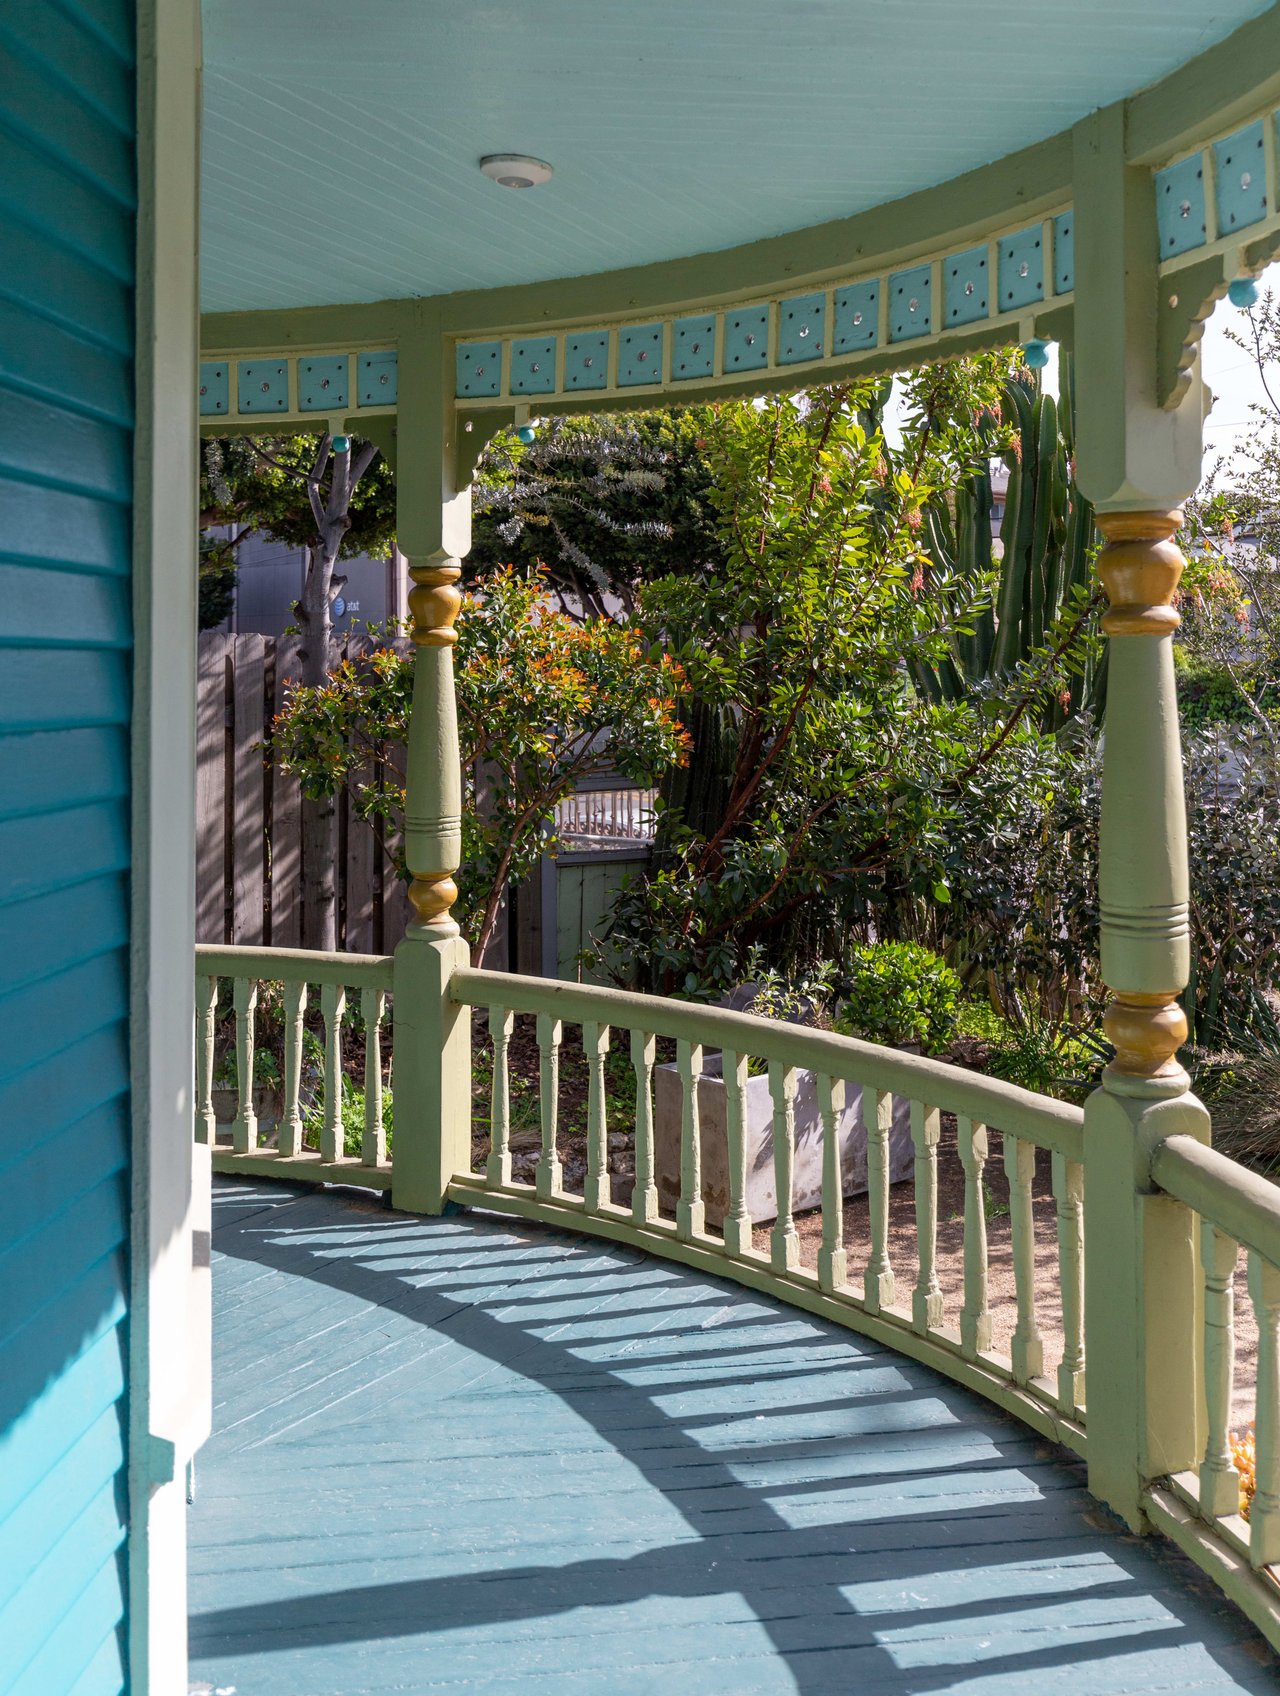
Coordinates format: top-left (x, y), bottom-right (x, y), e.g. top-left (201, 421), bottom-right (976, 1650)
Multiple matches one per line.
top-left (1094, 508), bottom-right (1191, 1098)
top-left (404, 547), bottom-right (464, 935)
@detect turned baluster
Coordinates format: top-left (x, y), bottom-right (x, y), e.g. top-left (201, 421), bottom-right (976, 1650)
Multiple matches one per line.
top-left (1053, 1153), bottom-right (1086, 1415)
top-left (486, 1005), bottom-right (513, 1188)
top-left (676, 1039), bottom-right (704, 1240)
top-left (232, 978), bottom-right (258, 1154)
top-left (279, 980), bottom-right (307, 1159)
top-left (1004, 1133), bottom-right (1045, 1386)
top-left (631, 1030), bottom-right (658, 1227)
top-left (320, 982), bottom-right (346, 1163)
top-left (864, 1088), bottom-right (895, 1313)
top-left (195, 975), bottom-right (217, 1145)
top-left (1199, 1224), bottom-right (1240, 1520)
top-left (958, 1117), bottom-right (993, 1356)
top-left (583, 1021), bottom-right (611, 1213)
top-left (361, 986), bottom-right (386, 1168)
top-left (769, 1063), bottom-right (800, 1275)
top-left (912, 1101), bottom-right (943, 1334)
top-left (722, 1049), bottom-right (752, 1257)
top-left (535, 1013), bottom-right (563, 1200)
top-left (1249, 1252), bottom-right (1280, 1565)
top-left (817, 1074), bottom-right (846, 1292)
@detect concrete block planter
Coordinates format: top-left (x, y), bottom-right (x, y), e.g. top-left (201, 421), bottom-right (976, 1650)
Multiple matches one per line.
top-left (653, 1052), bottom-right (913, 1227)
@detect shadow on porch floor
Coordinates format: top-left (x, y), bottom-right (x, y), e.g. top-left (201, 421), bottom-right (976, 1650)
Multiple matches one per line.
top-left (189, 1177), bottom-right (1278, 1695)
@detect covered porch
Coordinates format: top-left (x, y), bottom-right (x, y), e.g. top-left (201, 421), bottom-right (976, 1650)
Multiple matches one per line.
top-left (193, 0), bottom-right (1280, 1684)
top-left (190, 1177), bottom-right (1272, 1695)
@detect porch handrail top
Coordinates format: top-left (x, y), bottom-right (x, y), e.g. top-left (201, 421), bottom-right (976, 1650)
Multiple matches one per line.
top-left (452, 964), bottom-right (1084, 1159)
top-left (1153, 1133), bottom-right (1280, 1266)
top-left (196, 942), bottom-right (393, 990)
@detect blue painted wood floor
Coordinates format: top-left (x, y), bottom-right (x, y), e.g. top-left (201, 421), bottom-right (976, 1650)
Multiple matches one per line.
top-left (189, 1179), bottom-right (1280, 1695)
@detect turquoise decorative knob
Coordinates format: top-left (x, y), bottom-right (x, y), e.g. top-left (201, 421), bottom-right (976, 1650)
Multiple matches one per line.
top-left (1022, 338), bottom-right (1050, 369)
top-left (1228, 277), bottom-right (1260, 309)
top-left (331, 433), bottom-right (351, 453)
top-left (516, 424), bottom-right (537, 445)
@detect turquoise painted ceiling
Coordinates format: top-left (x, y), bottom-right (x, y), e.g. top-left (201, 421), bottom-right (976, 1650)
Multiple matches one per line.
top-left (201, 0), bottom-right (1271, 315)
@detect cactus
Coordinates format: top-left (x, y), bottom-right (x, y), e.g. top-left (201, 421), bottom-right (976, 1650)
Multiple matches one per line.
top-left (916, 358), bottom-right (1103, 730)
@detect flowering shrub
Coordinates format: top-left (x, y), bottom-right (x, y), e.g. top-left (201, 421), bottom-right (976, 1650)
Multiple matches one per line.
top-left (833, 942), bottom-right (961, 1053)
top-left (270, 567), bottom-right (689, 953)
top-left (1233, 1426), bottom-right (1256, 1520)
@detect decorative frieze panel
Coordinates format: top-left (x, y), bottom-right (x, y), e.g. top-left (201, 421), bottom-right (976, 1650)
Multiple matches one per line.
top-left (832, 281), bottom-right (879, 352)
top-left (617, 323), bottom-right (663, 385)
top-left (298, 355), bottom-right (349, 412)
top-left (888, 264), bottom-right (933, 343)
top-left (944, 247), bottom-right (990, 328)
top-left (672, 315), bottom-right (716, 380)
top-left (199, 361), bottom-right (229, 416)
top-left (1156, 111), bottom-right (1280, 279)
top-left (198, 349), bottom-right (400, 421)
top-left (998, 227), bottom-right (1045, 312)
top-left (1156, 154), bottom-right (1208, 258)
top-left (450, 211), bottom-right (1074, 408)
top-left (777, 293), bottom-right (825, 364)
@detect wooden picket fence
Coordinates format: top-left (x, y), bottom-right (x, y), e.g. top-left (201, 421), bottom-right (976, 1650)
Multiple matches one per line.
top-left (195, 632), bottom-right (655, 968)
top-left (196, 631), bottom-right (412, 952)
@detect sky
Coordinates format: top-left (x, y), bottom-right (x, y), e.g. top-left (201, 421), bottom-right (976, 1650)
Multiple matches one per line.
top-left (1201, 267), bottom-right (1276, 472)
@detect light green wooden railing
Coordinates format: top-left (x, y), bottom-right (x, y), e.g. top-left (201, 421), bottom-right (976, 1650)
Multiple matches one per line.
top-left (1144, 1135), bottom-right (1280, 1640)
top-left (196, 943), bottom-right (1087, 1451)
top-left (446, 967), bottom-right (1087, 1449)
top-left (195, 943), bottom-right (1280, 1644)
top-left (195, 944), bottom-right (395, 1189)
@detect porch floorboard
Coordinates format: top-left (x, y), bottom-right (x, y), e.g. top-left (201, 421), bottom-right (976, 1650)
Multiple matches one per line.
top-left (189, 1177), bottom-right (1278, 1694)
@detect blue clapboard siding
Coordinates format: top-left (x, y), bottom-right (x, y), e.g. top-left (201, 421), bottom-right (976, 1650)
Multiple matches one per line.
top-left (0, 1), bottom-right (136, 1692)
top-left (190, 1182), bottom-right (1278, 1695)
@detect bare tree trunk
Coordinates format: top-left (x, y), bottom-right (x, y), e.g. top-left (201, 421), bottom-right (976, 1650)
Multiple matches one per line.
top-left (293, 435), bottom-right (380, 951)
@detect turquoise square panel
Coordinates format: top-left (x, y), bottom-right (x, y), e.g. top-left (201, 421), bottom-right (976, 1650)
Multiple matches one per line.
top-left (1054, 213), bottom-right (1075, 294)
top-left (564, 331), bottom-right (609, 391)
top-left (778, 293), bottom-right (825, 364)
top-left (237, 359), bottom-right (289, 413)
top-left (198, 361), bottom-right (228, 416)
top-left (997, 227), bottom-right (1044, 311)
top-left (298, 355), bottom-right (349, 412)
top-left (1215, 122), bottom-right (1268, 235)
top-left (724, 305), bottom-right (769, 372)
top-left (455, 342), bottom-right (501, 398)
top-left (833, 282), bottom-right (879, 351)
top-left (889, 265), bottom-right (932, 342)
top-left (672, 315), bottom-right (715, 380)
top-left (511, 338), bottom-right (557, 394)
top-left (358, 350), bottom-right (397, 405)
top-left (1156, 155), bottom-right (1207, 257)
top-left (944, 247), bottom-right (989, 327)
top-left (617, 323), bottom-right (663, 386)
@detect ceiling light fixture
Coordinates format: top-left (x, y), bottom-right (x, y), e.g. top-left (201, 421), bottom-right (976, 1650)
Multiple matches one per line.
top-left (479, 154), bottom-right (553, 190)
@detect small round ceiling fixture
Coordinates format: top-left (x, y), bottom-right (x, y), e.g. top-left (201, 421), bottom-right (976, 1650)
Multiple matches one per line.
top-left (479, 154), bottom-right (553, 190)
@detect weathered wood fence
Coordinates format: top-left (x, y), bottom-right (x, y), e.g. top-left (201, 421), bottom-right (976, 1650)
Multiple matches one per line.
top-left (196, 633), bottom-right (654, 970)
top-left (196, 631), bottom-right (411, 952)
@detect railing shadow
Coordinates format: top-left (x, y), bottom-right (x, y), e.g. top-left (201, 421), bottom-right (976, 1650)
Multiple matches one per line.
top-left (191, 1180), bottom-right (1276, 1694)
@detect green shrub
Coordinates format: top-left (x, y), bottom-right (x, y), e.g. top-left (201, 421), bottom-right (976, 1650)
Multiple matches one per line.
top-left (954, 1000), bottom-right (1101, 1098)
top-left (834, 943), bottom-right (960, 1053)
top-left (303, 1077), bottom-right (393, 1158)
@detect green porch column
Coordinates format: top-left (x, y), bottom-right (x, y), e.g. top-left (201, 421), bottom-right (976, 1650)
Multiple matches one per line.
top-left (391, 320), bottom-right (473, 1213)
top-left (1073, 107), bottom-right (1211, 1529)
